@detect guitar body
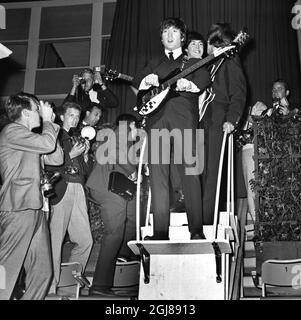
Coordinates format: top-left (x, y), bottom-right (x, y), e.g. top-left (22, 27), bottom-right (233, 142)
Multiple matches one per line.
top-left (135, 68), bottom-right (181, 116)
top-left (136, 87), bottom-right (170, 116)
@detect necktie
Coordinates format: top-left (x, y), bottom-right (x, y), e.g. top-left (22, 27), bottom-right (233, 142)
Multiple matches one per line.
top-left (168, 51), bottom-right (174, 61)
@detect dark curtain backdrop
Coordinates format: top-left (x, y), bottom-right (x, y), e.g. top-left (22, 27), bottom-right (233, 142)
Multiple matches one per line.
top-left (105, 0), bottom-right (301, 122)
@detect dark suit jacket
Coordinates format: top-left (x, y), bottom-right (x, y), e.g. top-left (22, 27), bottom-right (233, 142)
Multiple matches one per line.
top-left (64, 84), bottom-right (118, 111)
top-left (0, 121), bottom-right (63, 212)
top-left (204, 55), bottom-right (247, 127)
top-left (86, 126), bottom-right (137, 205)
top-left (46, 128), bottom-right (88, 206)
top-left (134, 54), bottom-right (210, 129)
top-left (134, 54), bottom-right (210, 106)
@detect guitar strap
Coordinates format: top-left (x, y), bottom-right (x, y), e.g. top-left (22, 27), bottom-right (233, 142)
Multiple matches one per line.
top-left (40, 155), bottom-right (50, 218)
top-left (210, 57), bottom-right (225, 81)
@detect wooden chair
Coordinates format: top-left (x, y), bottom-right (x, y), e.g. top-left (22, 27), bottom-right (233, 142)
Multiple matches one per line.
top-left (261, 259), bottom-right (301, 298)
top-left (47, 262), bottom-right (90, 300)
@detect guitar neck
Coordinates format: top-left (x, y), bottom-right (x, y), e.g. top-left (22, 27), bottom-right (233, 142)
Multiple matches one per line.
top-left (163, 54), bottom-right (216, 88)
top-left (118, 73), bottom-right (134, 82)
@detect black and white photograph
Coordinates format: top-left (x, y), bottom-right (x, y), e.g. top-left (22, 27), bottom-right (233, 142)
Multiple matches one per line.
top-left (0, 0), bottom-right (301, 307)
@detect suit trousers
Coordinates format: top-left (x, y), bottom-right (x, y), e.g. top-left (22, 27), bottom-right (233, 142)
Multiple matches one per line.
top-left (0, 209), bottom-right (52, 300)
top-left (148, 99), bottom-right (203, 237)
top-left (203, 124), bottom-right (225, 225)
top-left (50, 183), bottom-right (93, 289)
top-left (89, 189), bottom-right (136, 288)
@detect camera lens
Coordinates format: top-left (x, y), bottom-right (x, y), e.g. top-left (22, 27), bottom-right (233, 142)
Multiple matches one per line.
top-left (94, 66), bottom-right (101, 72)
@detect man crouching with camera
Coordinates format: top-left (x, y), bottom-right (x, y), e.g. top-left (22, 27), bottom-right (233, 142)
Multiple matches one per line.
top-left (45, 101), bottom-right (93, 297)
top-left (0, 92), bottom-right (63, 300)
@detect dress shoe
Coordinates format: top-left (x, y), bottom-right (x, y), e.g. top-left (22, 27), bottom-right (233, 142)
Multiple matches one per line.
top-left (89, 287), bottom-right (117, 297)
top-left (144, 234), bottom-right (169, 241)
top-left (112, 288), bottom-right (138, 297)
top-left (117, 255), bottom-right (140, 263)
top-left (190, 232), bottom-right (206, 240)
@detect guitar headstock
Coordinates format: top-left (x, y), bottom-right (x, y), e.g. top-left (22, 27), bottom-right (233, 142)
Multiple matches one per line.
top-left (227, 29), bottom-right (249, 57)
top-left (213, 29), bottom-right (249, 58)
top-left (104, 68), bottom-right (120, 81)
top-left (233, 29), bottom-right (250, 48)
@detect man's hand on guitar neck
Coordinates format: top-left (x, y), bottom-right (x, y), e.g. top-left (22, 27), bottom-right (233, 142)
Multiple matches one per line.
top-left (140, 73), bottom-right (159, 90)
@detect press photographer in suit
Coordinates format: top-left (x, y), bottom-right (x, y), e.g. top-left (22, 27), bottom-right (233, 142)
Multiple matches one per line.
top-left (46, 101), bottom-right (93, 296)
top-left (86, 113), bottom-right (139, 297)
top-left (0, 92), bottom-right (63, 300)
top-left (241, 79), bottom-right (294, 219)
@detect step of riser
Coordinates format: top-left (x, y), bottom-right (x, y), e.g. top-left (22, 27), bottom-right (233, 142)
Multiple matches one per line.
top-left (243, 276), bottom-right (262, 297)
top-left (244, 250), bottom-right (256, 258)
top-left (243, 287), bottom-right (262, 297)
top-left (243, 257), bottom-right (256, 275)
top-left (244, 241), bottom-right (256, 258)
top-left (245, 233), bottom-right (254, 241)
top-left (243, 276), bottom-right (262, 287)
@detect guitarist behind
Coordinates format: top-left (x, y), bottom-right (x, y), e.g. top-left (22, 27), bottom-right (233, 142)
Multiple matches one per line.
top-left (133, 17), bottom-right (210, 240)
top-left (202, 23), bottom-right (247, 225)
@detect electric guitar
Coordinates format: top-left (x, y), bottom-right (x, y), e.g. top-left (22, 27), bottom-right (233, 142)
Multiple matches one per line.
top-left (198, 58), bottom-right (225, 121)
top-left (104, 68), bottom-right (134, 83)
top-left (134, 30), bottom-right (249, 117)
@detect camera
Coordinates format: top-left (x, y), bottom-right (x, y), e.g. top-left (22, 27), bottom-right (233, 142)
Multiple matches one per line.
top-left (234, 127), bottom-right (254, 150)
top-left (78, 77), bottom-right (86, 85)
top-left (64, 165), bottom-right (80, 175)
top-left (40, 171), bottom-right (61, 198)
top-left (71, 135), bottom-right (86, 146)
top-left (93, 66), bottom-right (101, 73)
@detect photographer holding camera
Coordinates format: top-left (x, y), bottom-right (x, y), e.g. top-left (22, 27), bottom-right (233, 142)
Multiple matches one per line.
top-left (45, 101), bottom-right (93, 297)
top-left (65, 67), bottom-right (119, 181)
top-left (64, 67), bottom-right (118, 121)
top-left (0, 92), bottom-right (63, 300)
top-left (240, 79), bottom-right (295, 219)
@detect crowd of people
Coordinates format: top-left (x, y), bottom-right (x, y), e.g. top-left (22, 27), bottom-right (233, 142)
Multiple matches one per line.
top-left (0, 17), bottom-right (298, 300)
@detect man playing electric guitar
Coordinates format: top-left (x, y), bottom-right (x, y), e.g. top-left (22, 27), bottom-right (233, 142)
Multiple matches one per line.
top-left (134, 17), bottom-right (210, 240)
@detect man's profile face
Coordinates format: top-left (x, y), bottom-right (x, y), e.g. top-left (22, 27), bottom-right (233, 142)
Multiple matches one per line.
top-left (61, 107), bottom-right (81, 131)
top-left (187, 40), bottom-right (204, 59)
top-left (80, 71), bottom-right (93, 92)
top-left (161, 26), bottom-right (182, 51)
top-left (85, 106), bottom-right (102, 127)
top-left (272, 82), bottom-right (288, 100)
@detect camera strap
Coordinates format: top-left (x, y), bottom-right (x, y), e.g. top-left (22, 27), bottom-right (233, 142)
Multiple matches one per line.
top-left (40, 156), bottom-right (50, 215)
